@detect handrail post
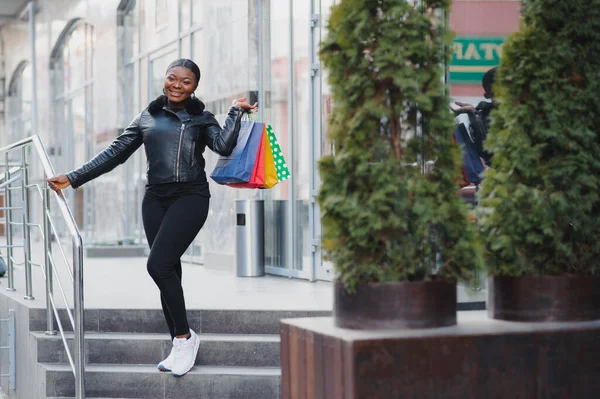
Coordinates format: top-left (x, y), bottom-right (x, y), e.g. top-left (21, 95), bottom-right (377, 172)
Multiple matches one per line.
top-left (43, 182), bottom-right (56, 335)
top-left (4, 153), bottom-right (15, 291)
top-left (73, 237), bottom-right (85, 398)
top-left (21, 147), bottom-right (34, 300)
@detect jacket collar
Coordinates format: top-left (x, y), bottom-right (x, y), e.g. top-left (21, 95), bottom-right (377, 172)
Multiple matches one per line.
top-left (147, 95), bottom-right (206, 116)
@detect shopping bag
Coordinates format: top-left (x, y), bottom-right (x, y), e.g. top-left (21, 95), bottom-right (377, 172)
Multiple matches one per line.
top-left (266, 124), bottom-right (290, 182)
top-left (260, 125), bottom-right (279, 189)
top-left (228, 127), bottom-right (267, 189)
top-left (210, 121), bottom-right (264, 185)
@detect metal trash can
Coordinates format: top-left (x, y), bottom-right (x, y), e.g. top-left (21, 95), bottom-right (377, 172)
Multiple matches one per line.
top-left (235, 199), bottom-right (265, 277)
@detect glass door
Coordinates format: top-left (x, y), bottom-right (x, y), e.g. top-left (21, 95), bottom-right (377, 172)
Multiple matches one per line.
top-left (260, 0), bottom-right (336, 281)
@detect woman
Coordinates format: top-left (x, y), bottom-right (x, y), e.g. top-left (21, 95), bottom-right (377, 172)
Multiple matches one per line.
top-left (47, 58), bottom-right (257, 377)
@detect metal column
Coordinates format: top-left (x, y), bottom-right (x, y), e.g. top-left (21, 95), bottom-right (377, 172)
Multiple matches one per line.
top-left (21, 147), bottom-right (33, 300)
top-left (308, 0), bottom-right (320, 281)
top-left (29, 1), bottom-right (38, 139)
top-left (43, 183), bottom-right (56, 335)
top-left (287, 0), bottom-right (297, 273)
top-left (4, 153), bottom-right (15, 291)
top-left (73, 237), bottom-right (85, 398)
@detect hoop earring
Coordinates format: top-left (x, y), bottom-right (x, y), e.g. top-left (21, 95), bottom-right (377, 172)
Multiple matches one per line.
top-left (191, 92), bottom-right (196, 98)
top-left (162, 88), bottom-right (166, 95)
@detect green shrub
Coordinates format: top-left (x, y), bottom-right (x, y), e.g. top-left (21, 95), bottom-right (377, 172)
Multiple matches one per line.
top-left (479, 0), bottom-right (600, 276)
top-left (318, 0), bottom-right (482, 291)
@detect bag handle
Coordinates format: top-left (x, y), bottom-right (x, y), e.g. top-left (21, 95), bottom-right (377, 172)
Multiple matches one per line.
top-left (241, 110), bottom-right (256, 122)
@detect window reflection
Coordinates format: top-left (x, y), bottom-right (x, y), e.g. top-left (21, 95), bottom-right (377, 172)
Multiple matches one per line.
top-left (51, 22), bottom-right (95, 234)
top-left (180, 0), bottom-right (191, 32)
top-left (150, 49), bottom-right (178, 99)
top-left (8, 63), bottom-right (32, 143)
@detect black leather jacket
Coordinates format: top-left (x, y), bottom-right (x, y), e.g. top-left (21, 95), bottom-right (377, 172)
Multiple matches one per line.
top-left (66, 96), bottom-right (244, 189)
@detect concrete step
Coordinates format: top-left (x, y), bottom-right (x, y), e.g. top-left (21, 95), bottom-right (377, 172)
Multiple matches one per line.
top-left (30, 308), bottom-right (330, 334)
top-left (41, 363), bottom-right (281, 399)
top-left (34, 332), bottom-right (280, 368)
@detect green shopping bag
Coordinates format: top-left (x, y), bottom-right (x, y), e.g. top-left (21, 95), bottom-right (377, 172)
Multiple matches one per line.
top-left (266, 124), bottom-right (290, 182)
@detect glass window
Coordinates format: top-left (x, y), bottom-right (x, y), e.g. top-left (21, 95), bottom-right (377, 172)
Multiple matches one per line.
top-left (191, 0), bottom-right (254, 266)
top-left (191, 31), bottom-right (206, 97)
top-left (20, 64), bottom-right (32, 117)
top-left (292, 0), bottom-right (311, 272)
top-left (124, 1), bottom-right (138, 61)
top-left (140, 57), bottom-right (148, 107)
top-left (149, 48), bottom-right (178, 100)
top-left (62, 46), bottom-right (70, 93)
top-left (68, 92), bottom-right (87, 167)
top-left (123, 64), bottom-right (135, 123)
top-left (138, 0), bottom-right (145, 53)
top-left (180, 0), bottom-right (191, 32)
top-left (181, 35), bottom-right (191, 59)
top-left (267, 0), bottom-right (290, 197)
top-left (144, 0), bottom-right (178, 50)
top-left (7, 63), bottom-right (32, 143)
top-left (67, 25), bottom-right (87, 90)
top-left (263, 0), bottom-right (291, 270)
top-left (198, 0), bottom-right (247, 105)
top-left (155, 0), bottom-right (168, 29)
top-left (51, 22), bottom-right (95, 233)
top-left (86, 24), bottom-right (95, 79)
top-left (192, 0), bottom-right (202, 26)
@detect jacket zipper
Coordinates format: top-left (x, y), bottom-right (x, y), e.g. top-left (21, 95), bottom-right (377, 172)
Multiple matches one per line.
top-left (176, 123), bottom-right (186, 182)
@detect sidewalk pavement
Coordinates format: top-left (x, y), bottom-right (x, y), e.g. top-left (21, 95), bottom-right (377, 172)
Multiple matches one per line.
top-left (1, 240), bottom-right (334, 311)
top-left (0, 236), bottom-right (485, 312)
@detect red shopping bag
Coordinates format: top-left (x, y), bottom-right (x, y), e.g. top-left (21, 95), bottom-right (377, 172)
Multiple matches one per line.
top-left (227, 127), bottom-right (266, 189)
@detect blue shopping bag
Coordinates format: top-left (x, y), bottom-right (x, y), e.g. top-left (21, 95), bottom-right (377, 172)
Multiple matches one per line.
top-left (210, 121), bottom-right (265, 185)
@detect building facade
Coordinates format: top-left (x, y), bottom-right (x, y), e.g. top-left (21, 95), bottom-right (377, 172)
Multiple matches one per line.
top-left (0, 0), bottom-right (520, 281)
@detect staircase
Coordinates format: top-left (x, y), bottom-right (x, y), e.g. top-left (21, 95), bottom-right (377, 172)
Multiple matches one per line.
top-left (29, 308), bottom-right (328, 398)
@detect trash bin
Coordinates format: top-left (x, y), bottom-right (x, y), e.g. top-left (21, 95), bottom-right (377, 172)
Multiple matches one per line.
top-left (235, 199), bottom-right (265, 277)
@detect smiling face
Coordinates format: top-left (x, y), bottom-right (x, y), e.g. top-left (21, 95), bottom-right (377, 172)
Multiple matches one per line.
top-left (163, 66), bottom-right (198, 105)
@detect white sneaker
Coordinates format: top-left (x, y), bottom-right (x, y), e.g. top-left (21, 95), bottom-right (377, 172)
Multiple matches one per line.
top-left (171, 329), bottom-right (200, 377)
top-left (158, 345), bottom-right (175, 372)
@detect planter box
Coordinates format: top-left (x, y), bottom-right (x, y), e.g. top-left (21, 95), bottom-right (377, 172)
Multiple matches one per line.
top-left (280, 313), bottom-right (600, 399)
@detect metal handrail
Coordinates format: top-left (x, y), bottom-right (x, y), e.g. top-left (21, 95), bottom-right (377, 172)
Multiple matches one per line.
top-left (0, 135), bottom-right (85, 398)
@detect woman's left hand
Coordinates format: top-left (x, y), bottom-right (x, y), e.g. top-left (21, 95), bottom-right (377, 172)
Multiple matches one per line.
top-left (232, 97), bottom-right (258, 113)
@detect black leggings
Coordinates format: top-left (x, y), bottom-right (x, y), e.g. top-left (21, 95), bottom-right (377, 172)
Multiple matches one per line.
top-left (142, 192), bottom-right (209, 338)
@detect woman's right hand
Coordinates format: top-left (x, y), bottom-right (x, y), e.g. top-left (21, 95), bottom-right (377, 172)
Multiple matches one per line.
top-left (47, 174), bottom-right (71, 192)
top-left (453, 101), bottom-right (475, 114)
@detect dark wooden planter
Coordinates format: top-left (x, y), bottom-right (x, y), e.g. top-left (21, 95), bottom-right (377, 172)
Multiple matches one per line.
top-left (489, 275), bottom-right (600, 322)
top-left (334, 279), bottom-right (457, 329)
top-left (280, 315), bottom-right (600, 399)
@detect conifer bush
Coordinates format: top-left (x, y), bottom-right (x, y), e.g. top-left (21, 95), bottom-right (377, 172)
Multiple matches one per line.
top-left (479, 0), bottom-right (600, 276)
top-left (318, 0), bottom-right (482, 291)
